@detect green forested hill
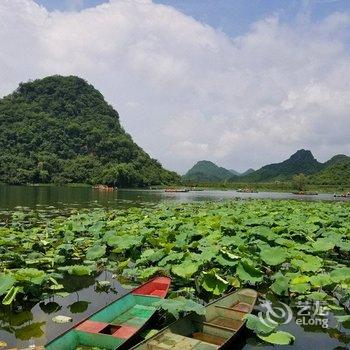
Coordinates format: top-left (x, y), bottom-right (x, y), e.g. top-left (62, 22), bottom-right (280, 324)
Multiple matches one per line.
top-left (238, 149), bottom-right (323, 182)
top-left (0, 76), bottom-right (180, 186)
top-left (183, 160), bottom-right (234, 182)
top-left (310, 158), bottom-right (350, 185)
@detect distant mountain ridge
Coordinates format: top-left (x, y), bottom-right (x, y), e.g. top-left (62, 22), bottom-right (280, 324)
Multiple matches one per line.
top-left (239, 149), bottom-right (323, 182)
top-left (183, 150), bottom-right (350, 184)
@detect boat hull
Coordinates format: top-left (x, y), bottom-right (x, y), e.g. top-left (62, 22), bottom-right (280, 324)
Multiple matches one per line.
top-left (45, 277), bottom-right (171, 350)
top-left (131, 288), bottom-right (257, 350)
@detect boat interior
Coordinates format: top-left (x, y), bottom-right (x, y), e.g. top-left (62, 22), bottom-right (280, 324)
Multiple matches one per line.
top-left (45, 277), bottom-right (170, 350)
top-left (140, 289), bottom-right (257, 350)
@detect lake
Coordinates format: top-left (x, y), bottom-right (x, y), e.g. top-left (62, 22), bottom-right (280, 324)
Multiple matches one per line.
top-left (0, 185), bottom-right (349, 349)
top-left (0, 185), bottom-right (348, 211)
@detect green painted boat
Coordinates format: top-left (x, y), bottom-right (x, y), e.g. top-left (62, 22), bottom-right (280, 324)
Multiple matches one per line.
top-left (131, 288), bottom-right (257, 350)
top-left (45, 276), bottom-right (171, 350)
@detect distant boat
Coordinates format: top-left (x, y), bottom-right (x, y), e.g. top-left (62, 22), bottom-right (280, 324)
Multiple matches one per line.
top-left (45, 277), bottom-right (171, 350)
top-left (93, 184), bottom-right (116, 191)
top-left (292, 191), bottom-right (318, 195)
top-left (190, 187), bottom-right (204, 191)
top-left (236, 188), bottom-right (258, 193)
top-left (164, 188), bottom-right (189, 193)
top-left (334, 192), bottom-right (350, 198)
top-left (131, 288), bottom-right (257, 350)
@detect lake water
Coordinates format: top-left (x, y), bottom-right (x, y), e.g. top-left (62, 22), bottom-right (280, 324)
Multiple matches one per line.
top-left (0, 185), bottom-right (349, 349)
top-left (0, 185), bottom-right (348, 211)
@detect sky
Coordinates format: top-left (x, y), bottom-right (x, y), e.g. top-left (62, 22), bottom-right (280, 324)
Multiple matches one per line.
top-left (1, 1), bottom-right (350, 173)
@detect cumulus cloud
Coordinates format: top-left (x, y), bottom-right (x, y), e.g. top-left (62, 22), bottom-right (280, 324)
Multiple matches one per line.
top-left (0, 0), bottom-right (349, 173)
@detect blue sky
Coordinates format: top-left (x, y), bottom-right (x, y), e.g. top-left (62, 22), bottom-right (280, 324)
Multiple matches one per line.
top-left (35, 0), bottom-right (350, 36)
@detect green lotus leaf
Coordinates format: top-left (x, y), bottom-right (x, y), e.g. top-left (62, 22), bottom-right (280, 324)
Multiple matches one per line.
top-left (306, 291), bottom-right (328, 301)
top-left (311, 239), bottom-right (335, 252)
top-left (201, 270), bottom-right (229, 296)
top-left (0, 274), bottom-right (15, 295)
top-left (335, 315), bottom-right (350, 323)
top-left (68, 265), bottom-right (93, 276)
top-left (172, 261), bottom-right (200, 278)
top-left (309, 274), bottom-right (332, 287)
top-left (86, 244), bottom-right (106, 260)
top-left (260, 247), bottom-right (288, 266)
top-left (243, 314), bottom-right (276, 334)
top-left (236, 262), bottom-right (263, 283)
top-left (14, 268), bottom-right (46, 285)
top-left (290, 283), bottom-right (310, 294)
top-left (158, 252), bottom-right (184, 267)
top-left (271, 273), bottom-right (290, 296)
top-left (258, 331), bottom-right (295, 345)
top-left (139, 267), bottom-right (163, 279)
top-left (154, 296), bottom-right (205, 319)
top-left (330, 267), bottom-right (350, 283)
top-left (2, 286), bottom-right (20, 305)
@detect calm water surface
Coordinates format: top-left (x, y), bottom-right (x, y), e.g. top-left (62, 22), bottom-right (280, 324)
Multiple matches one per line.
top-left (0, 185), bottom-right (349, 349)
top-left (0, 185), bottom-right (348, 211)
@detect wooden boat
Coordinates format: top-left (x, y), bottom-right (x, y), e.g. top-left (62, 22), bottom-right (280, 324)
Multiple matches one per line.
top-left (334, 193), bottom-right (350, 198)
top-left (164, 189), bottom-right (189, 193)
top-left (236, 188), bottom-right (258, 193)
top-left (131, 288), bottom-right (257, 350)
top-left (292, 191), bottom-right (318, 195)
top-left (93, 184), bottom-right (116, 191)
top-left (45, 277), bottom-right (171, 350)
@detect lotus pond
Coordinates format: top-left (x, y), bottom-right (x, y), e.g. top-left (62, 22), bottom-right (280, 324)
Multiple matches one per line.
top-left (0, 200), bottom-right (349, 349)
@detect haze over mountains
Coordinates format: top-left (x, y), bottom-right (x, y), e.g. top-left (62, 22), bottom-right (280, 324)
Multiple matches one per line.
top-left (183, 150), bottom-right (350, 184)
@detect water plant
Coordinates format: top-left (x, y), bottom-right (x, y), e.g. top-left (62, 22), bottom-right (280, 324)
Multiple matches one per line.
top-left (0, 200), bottom-right (349, 345)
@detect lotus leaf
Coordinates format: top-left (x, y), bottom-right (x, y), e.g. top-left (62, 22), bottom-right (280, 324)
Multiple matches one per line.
top-left (260, 246), bottom-right (288, 266)
top-left (0, 274), bottom-right (15, 295)
top-left (236, 261), bottom-right (263, 283)
top-left (86, 244), bottom-right (106, 260)
top-left (258, 331), bottom-right (295, 345)
top-left (172, 261), bottom-right (200, 278)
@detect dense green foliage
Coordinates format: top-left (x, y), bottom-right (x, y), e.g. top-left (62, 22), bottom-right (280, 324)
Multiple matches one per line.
top-left (310, 158), bottom-right (350, 186)
top-left (183, 160), bottom-right (234, 182)
top-left (0, 200), bottom-right (349, 346)
top-left (0, 76), bottom-right (179, 187)
top-left (1, 200), bottom-right (349, 307)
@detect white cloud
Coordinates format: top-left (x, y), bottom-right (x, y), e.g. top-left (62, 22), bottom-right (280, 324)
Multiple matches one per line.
top-left (0, 0), bottom-right (350, 173)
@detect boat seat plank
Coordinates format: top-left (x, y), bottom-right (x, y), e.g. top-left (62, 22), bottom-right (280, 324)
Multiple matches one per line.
top-left (150, 289), bottom-right (167, 297)
top-left (75, 320), bottom-right (108, 333)
top-left (231, 302), bottom-right (252, 313)
top-left (192, 332), bottom-right (225, 346)
top-left (205, 317), bottom-right (244, 332)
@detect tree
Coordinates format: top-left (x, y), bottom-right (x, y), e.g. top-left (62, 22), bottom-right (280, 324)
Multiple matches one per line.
top-left (293, 173), bottom-right (308, 191)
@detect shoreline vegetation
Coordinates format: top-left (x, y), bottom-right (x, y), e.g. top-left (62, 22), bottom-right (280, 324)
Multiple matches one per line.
top-left (0, 200), bottom-right (349, 347)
